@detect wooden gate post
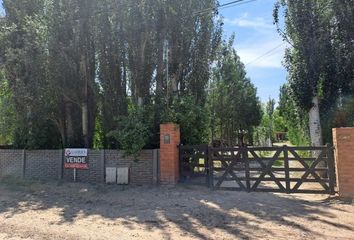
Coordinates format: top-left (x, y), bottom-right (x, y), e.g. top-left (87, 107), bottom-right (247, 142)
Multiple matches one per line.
top-left (160, 123), bottom-right (180, 185)
top-left (333, 128), bottom-right (354, 198)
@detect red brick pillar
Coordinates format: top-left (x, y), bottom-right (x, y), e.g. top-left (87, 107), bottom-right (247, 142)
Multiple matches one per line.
top-left (160, 123), bottom-right (180, 185)
top-left (333, 128), bottom-right (354, 198)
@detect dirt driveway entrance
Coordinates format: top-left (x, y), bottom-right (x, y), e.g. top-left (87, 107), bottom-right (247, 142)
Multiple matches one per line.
top-left (0, 180), bottom-right (353, 240)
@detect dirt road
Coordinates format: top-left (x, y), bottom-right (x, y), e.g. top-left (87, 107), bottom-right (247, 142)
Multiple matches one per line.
top-left (0, 180), bottom-right (353, 240)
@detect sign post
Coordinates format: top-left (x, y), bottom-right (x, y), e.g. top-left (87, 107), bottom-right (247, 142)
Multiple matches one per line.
top-left (64, 149), bottom-right (89, 182)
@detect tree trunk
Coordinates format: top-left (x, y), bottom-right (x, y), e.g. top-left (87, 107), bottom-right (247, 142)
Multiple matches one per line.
top-left (309, 96), bottom-right (323, 147)
top-left (65, 101), bottom-right (74, 147)
top-left (82, 102), bottom-right (89, 148)
top-left (156, 9), bottom-right (165, 94)
top-left (137, 97), bottom-right (144, 107)
top-left (308, 96), bottom-right (325, 176)
top-left (58, 118), bottom-right (66, 148)
top-left (156, 48), bottom-right (164, 93)
top-left (269, 119), bottom-right (273, 145)
top-left (171, 74), bottom-right (178, 93)
top-left (82, 58), bottom-right (89, 148)
top-left (80, 53), bottom-right (89, 148)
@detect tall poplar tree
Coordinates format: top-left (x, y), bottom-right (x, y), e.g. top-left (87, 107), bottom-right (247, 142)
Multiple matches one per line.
top-left (274, 0), bottom-right (341, 146)
top-left (209, 37), bottom-right (262, 146)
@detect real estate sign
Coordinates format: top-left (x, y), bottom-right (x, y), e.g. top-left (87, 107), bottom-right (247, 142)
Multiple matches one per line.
top-left (64, 148), bottom-right (89, 170)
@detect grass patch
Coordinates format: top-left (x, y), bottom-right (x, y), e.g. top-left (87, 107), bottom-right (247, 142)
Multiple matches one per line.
top-left (273, 160), bottom-right (284, 167)
top-left (256, 151), bottom-right (273, 158)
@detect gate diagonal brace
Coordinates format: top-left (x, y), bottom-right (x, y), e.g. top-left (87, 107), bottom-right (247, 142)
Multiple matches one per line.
top-left (219, 159), bottom-right (247, 190)
top-left (250, 149), bottom-right (286, 191)
top-left (214, 151), bottom-right (247, 190)
top-left (183, 144), bottom-right (335, 194)
top-left (291, 150), bottom-right (329, 191)
top-left (249, 150), bottom-right (267, 169)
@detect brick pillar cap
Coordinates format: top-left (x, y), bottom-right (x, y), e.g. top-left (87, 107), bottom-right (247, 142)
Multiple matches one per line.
top-left (160, 123), bottom-right (180, 128)
top-left (333, 127), bottom-right (354, 131)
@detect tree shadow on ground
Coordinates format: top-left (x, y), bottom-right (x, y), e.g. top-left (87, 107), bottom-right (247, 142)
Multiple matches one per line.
top-left (0, 179), bottom-right (353, 239)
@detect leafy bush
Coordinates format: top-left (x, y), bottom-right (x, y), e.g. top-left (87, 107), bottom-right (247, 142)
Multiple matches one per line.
top-left (108, 107), bottom-right (151, 159)
top-left (108, 95), bottom-right (209, 156)
top-left (162, 95), bottom-right (209, 145)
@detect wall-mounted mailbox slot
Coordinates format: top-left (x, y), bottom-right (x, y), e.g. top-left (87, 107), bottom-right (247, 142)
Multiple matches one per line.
top-left (164, 134), bottom-right (170, 144)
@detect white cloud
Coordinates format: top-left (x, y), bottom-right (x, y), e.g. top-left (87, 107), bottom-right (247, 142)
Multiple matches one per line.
top-left (235, 40), bottom-right (288, 68)
top-left (222, 12), bottom-right (289, 69)
top-left (224, 13), bottom-right (273, 29)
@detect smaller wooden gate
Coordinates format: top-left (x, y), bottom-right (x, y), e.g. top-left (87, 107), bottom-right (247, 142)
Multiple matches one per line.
top-left (179, 144), bottom-right (209, 185)
top-left (208, 145), bottom-right (336, 194)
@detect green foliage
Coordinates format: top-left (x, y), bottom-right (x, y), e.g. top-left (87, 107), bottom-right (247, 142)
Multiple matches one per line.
top-left (92, 110), bottom-right (104, 150)
top-left (108, 94), bottom-right (210, 156)
top-left (0, 0), bottom-right (352, 150)
top-left (108, 107), bottom-right (151, 158)
top-left (253, 103), bottom-right (285, 146)
top-left (266, 98), bottom-right (275, 119)
top-left (254, 115), bottom-right (270, 146)
top-left (1, 0), bottom-right (64, 149)
top-left (253, 125), bottom-right (269, 146)
top-left (266, 98), bottom-right (275, 142)
top-left (274, 0), bottom-right (340, 110)
top-left (0, 0), bottom-right (222, 149)
top-left (274, 0), bottom-right (354, 145)
top-left (273, 110), bottom-right (287, 133)
top-left (278, 84), bottom-right (310, 146)
top-left (162, 96), bottom-right (209, 145)
top-left (208, 37), bottom-right (262, 146)
top-left (0, 72), bottom-right (15, 145)
top-left (0, 0), bottom-right (265, 150)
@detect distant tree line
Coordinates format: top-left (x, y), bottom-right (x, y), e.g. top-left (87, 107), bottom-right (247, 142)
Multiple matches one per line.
top-left (0, 0), bottom-right (262, 152)
top-left (208, 36), bottom-right (262, 146)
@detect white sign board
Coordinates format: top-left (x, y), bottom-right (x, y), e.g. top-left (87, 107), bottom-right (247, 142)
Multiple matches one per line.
top-left (64, 148), bottom-right (89, 170)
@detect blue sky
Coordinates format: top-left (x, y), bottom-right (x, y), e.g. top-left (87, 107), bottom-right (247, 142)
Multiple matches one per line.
top-left (219, 0), bottom-right (287, 102)
top-left (0, 0), bottom-right (287, 102)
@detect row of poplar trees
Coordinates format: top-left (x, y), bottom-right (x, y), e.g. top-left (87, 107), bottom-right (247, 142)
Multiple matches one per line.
top-left (0, 0), bottom-right (262, 151)
top-left (274, 0), bottom-right (354, 147)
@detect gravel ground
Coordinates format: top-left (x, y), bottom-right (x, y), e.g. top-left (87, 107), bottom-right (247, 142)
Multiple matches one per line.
top-left (0, 180), bottom-right (353, 240)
